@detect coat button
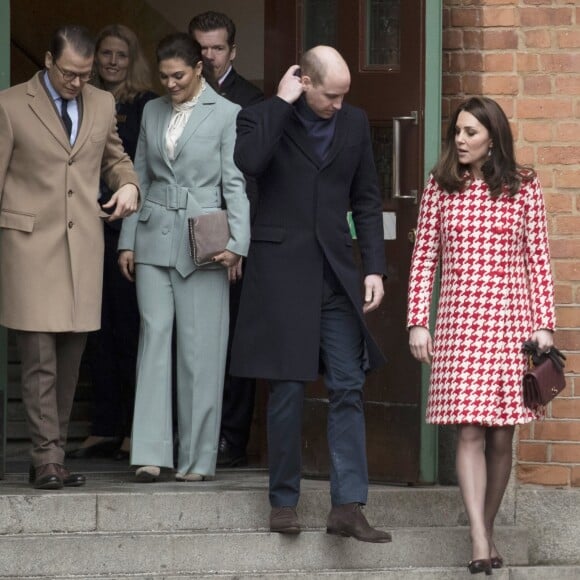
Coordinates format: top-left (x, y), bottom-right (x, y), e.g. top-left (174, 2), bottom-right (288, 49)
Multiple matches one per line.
top-left (68, 190), bottom-right (73, 197)
top-left (162, 227), bottom-right (169, 235)
top-left (68, 159), bottom-right (73, 165)
top-left (68, 221), bottom-right (74, 229)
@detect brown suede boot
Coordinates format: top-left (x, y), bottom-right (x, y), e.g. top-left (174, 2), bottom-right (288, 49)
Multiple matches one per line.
top-left (270, 506), bottom-right (301, 534)
top-left (326, 503), bottom-right (392, 543)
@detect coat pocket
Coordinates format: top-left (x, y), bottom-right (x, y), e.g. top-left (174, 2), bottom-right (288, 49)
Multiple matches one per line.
top-left (251, 225), bottom-right (286, 243)
top-left (138, 205), bottom-right (153, 222)
top-left (0, 210), bottom-right (35, 232)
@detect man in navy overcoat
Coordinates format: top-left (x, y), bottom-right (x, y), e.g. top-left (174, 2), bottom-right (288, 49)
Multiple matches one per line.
top-left (230, 46), bottom-right (391, 543)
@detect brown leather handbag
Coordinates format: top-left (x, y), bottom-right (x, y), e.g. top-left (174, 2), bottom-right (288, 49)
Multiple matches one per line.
top-left (188, 210), bottom-right (230, 266)
top-left (522, 341), bottom-right (566, 410)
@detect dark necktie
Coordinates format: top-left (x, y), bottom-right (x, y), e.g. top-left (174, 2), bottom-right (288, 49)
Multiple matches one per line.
top-left (61, 98), bottom-right (72, 139)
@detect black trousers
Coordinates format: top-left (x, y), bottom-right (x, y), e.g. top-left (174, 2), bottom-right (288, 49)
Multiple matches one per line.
top-left (220, 267), bottom-right (256, 455)
top-left (85, 226), bottom-right (140, 438)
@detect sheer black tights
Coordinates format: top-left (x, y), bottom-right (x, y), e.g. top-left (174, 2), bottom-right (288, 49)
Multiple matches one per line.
top-left (456, 424), bottom-right (515, 561)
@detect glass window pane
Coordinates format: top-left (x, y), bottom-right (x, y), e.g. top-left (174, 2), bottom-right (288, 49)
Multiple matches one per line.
top-left (303, 0), bottom-right (338, 50)
top-left (370, 124), bottom-right (393, 200)
top-left (365, 0), bottom-right (400, 67)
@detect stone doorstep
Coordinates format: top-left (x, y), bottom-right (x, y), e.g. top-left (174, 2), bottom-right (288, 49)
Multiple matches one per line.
top-left (0, 475), bottom-right (514, 534)
top-left (0, 527), bottom-right (529, 578)
top-left (13, 569), bottom-right (580, 580)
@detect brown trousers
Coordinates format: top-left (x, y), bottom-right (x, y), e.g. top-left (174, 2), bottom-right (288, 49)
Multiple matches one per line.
top-left (15, 331), bottom-right (87, 466)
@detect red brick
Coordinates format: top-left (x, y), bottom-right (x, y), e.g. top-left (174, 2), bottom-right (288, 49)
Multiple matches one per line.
top-left (443, 75), bottom-right (462, 95)
top-left (554, 168), bottom-right (580, 187)
top-left (523, 76), bottom-right (552, 95)
top-left (463, 75), bottom-right (484, 94)
top-left (516, 145), bottom-right (535, 166)
top-left (483, 29), bottom-right (518, 50)
top-left (555, 305), bottom-right (580, 327)
top-left (563, 353), bottom-right (580, 374)
top-left (572, 467), bottom-right (580, 487)
top-left (558, 30), bottom-right (580, 49)
top-left (556, 123), bottom-right (580, 142)
top-left (518, 422), bottom-right (534, 440)
top-left (555, 329), bottom-right (580, 351)
top-left (552, 398), bottom-right (580, 420)
top-left (525, 29), bottom-right (552, 49)
top-left (518, 442), bottom-right (548, 462)
top-left (520, 7), bottom-right (573, 26)
top-left (483, 53), bottom-right (514, 72)
top-left (554, 284), bottom-right (573, 304)
top-left (450, 52), bottom-right (484, 73)
top-left (552, 217), bottom-right (580, 236)
top-left (463, 30), bottom-right (483, 49)
top-left (556, 77), bottom-right (580, 95)
top-left (480, 0), bottom-right (518, 5)
top-left (541, 53), bottom-right (580, 73)
top-left (522, 121), bottom-right (553, 142)
top-left (544, 192), bottom-right (574, 213)
top-left (517, 464), bottom-right (570, 485)
top-left (550, 239), bottom-right (580, 260)
top-left (443, 29), bottom-right (464, 50)
top-left (534, 420), bottom-right (580, 442)
top-left (517, 53), bottom-right (540, 72)
top-left (551, 443), bottom-right (580, 463)
top-left (451, 8), bottom-right (482, 27)
top-left (481, 75), bottom-right (519, 95)
top-left (481, 7), bottom-right (517, 26)
top-left (537, 145), bottom-right (580, 164)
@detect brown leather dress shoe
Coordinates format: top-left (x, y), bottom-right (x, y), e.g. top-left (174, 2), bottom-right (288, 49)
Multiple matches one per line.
top-left (30, 464), bottom-right (63, 490)
top-left (270, 506), bottom-right (301, 534)
top-left (326, 503), bottom-right (392, 543)
top-left (58, 466), bottom-right (86, 487)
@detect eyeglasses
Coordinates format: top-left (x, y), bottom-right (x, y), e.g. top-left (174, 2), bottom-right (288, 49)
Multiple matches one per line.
top-left (53, 61), bottom-right (93, 83)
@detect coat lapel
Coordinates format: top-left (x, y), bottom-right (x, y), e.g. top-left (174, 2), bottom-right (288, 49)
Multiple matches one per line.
top-left (284, 106), bottom-right (348, 169)
top-left (284, 111), bottom-right (321, 167)
top-left (27, 73), bottom-right (71, 153)
top-left (156, 97), bottom-right (174, 169)
top-left (71, 92), bottom-right (90, 153)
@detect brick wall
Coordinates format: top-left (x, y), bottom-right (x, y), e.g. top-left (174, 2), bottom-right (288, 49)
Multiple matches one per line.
top-left (442, 0), bottom-right (580, 486)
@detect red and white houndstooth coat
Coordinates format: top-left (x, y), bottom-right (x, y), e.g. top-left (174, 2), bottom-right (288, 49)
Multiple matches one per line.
top-left (407, 175), bottom-right (556, 426)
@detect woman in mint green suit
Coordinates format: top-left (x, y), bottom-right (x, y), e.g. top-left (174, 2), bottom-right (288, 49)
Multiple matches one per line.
top-left (118, 33), bottom-right (250, 482)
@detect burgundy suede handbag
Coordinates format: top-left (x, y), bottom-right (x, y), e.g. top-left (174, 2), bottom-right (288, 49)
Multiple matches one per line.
top-left (522, 341), bottom-right (566, 410)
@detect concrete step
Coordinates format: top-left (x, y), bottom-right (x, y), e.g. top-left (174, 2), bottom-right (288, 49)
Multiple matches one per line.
top-left (14, 568), bottom-right (580, 580)
top-left (0, 474), bottom-right (514, 534)
top-left (0, 473), bottom-right (531, 577)
top-left (0, 527), bottom-right (528, 578)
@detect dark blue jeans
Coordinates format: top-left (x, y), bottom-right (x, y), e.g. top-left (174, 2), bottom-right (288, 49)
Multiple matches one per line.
top-left (268, 279), bottom-right (369, 507)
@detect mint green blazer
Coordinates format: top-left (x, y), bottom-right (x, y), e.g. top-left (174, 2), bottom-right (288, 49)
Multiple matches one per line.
top-left (119, 83), bottom-right (250, 277)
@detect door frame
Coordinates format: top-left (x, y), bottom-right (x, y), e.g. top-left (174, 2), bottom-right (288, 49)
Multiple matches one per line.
top-left (0, 0), bottom-right (10, 479)
top-left (420, 0), bottom-right (442, 484)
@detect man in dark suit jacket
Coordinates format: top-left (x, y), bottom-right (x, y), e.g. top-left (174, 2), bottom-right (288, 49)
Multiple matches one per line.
top-left (188, 11), bottom-right (262, 108)
top-left (189, 10), bottom-right (263, 469)
top-left (230, 46), bottom-right (391, 543)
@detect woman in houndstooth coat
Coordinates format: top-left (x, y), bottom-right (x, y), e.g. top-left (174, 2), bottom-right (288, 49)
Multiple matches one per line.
top-left (407, 97), bottom-right (555, 574)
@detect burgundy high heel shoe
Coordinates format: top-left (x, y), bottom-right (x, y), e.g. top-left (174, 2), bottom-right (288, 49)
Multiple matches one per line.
top-left (467, 559), bottom-right (493, 575)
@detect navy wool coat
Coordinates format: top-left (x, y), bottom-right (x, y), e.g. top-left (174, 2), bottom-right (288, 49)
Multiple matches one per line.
top-left (230, 96), bottom-right (387, 382)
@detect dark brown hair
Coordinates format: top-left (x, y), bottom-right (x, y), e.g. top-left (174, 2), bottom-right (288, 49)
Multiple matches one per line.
top-left (156, 33), bottom-right (215, 89)
top-left (433, 96), bottom-right (535, 197)
top-left (49, 25), bottom-right (94, 60)
top-left (188, 11), bottom-right (236, 47)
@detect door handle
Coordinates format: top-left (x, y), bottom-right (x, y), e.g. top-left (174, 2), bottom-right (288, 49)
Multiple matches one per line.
top-left (392, 111), bottom-right (418, 203)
